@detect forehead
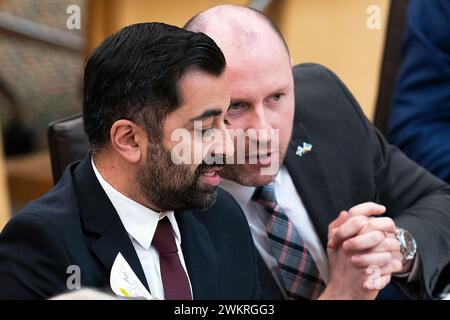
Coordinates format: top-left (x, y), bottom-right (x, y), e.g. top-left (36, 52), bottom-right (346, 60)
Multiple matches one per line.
top-left (180, 68), bottom-right (228, 94)
top-left (207, 29), bottom-right (292, 96)
top-left (203, 18), bottom-right (289, 67)
top-left (175, 69), bottom-right (230, 115)
top-left (226, 48), bottom-right (293, 99)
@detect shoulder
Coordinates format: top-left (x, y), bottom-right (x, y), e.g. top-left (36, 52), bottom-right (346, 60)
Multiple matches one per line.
top-left (0, 205), bottom-right (73, 300)
top-left (293, 63), bottom-right (361, 112)
top-left (190, 187), bottom-right (252, 238)
top-left (213, 187), bottom-right (248, 221)
top-left (292, 63), bottom-right (369, 138)
top-left (1, 166), bottom-right (81, 247)
top-left (293, 63), bottom-right (339, 83)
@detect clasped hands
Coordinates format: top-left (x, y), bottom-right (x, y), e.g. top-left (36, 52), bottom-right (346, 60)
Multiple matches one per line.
top-left (319, 202), bottom-right (403, 300)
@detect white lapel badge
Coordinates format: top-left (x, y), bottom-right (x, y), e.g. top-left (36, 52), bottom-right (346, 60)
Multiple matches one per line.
top-left (296, 142), bottom-right (312, 157)
top-left (110, 252), bottom-right (154, 300)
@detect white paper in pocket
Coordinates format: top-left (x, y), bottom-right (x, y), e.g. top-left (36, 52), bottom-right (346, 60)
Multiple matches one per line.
top-left (110, 252), bottom-right (154, 300)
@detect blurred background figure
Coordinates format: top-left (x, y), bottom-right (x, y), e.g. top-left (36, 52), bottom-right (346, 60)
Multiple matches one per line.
top-left (388, 0), bottom-right (450, 183)
top-left (387, 0), bottom-right (450, 296)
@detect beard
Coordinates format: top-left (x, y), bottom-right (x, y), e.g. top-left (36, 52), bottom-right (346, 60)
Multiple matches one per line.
top-left (137, 140), bottom-right (219, 212)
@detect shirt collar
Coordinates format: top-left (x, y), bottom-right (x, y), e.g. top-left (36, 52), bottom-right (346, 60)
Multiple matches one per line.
top-left (219, 178), bottom-right (256, 207)
top-left (91, 158), bottom-right (180, 250)
top-left (273, 166), bottom-right (284, 188)
top-left (219, 166), bottom-right (285, 207)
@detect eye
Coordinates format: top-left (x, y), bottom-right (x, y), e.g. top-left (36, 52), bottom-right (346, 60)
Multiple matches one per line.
top-left (228, 102), bottom-right (245, 111)
top-left (264, 93), bottom-right (284, 107)
top-left (272, 93), bottom-right (283, 101)
top-left (195, 127), bottom-right (212, 136)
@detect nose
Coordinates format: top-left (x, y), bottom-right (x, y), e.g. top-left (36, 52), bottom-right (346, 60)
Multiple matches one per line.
top-left (244, 104), bottom-right (275, 150)
top-left (210, 121), bottom-right (234, 160)
top-left (248, 103), bottom-right (273, 132)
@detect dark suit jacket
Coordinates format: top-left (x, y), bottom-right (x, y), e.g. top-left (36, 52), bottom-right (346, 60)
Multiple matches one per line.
top-left (258, 63), bottom-right (450, 300)
top-left (388, 0), bottom-right (450, 183)
top-left (0, 156), bottom-right (260, 300)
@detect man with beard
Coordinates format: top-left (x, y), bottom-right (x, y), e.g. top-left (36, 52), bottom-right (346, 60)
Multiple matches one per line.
top-left (185, 5), bottom-right (450, 299)
top-left (0, 22), bottom-right (259, 299)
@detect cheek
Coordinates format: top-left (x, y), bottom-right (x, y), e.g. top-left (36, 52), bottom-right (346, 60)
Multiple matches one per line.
top-left (268, 105), bottom-right (294, 143)
top-left (192, 138), bottom-right (215, 163)
top-left (278, 113), bottom-right (294, 145)
top-left (226, 115), bottom-right (250, 131)
top-left (161, 124), bottom-right (179, 155)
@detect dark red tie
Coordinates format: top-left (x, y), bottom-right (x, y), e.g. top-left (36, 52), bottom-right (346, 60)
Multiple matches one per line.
top-left (152, 217), bottom-right (192, 300)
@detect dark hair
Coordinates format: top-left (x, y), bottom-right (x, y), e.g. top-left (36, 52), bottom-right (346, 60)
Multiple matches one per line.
top-left (83, 22), bottom-right (226, 150)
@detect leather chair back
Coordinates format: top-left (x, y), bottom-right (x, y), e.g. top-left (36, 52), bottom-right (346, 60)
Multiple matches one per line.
top-left (47, 114), bottom-right (88, 184)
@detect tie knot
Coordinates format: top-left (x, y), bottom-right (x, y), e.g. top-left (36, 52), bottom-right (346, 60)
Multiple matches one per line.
top-left (252, 184), bottom-right (278, 210)
top-left (152, 217), bottom-right (178, 254)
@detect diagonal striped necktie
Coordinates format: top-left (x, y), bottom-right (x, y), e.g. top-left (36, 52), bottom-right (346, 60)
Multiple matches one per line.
top-left (252, 184), bottom-right (325, 300)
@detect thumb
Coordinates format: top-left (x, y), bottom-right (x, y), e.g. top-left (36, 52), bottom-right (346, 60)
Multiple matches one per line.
top-left (327, 211), bottom-right (349, 248)
top-left (328, 211), bottom-right (349, 233)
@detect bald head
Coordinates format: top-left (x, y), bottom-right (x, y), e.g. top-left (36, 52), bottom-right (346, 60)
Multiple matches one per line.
top-left (186, 6), bottom-right (295, 187)
top-left (184, 5), bottom-right (290, 57)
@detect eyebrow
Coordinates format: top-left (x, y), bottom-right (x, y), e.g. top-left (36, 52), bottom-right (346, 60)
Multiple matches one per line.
top-left (230, 85), bottom-right (290, 103)
top-left (269, 85), bottom-right (289, 95)
top-left (190, 108), bottom-right (223, 121)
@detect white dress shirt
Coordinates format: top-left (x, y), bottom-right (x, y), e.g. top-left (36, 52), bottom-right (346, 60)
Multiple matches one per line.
top-left (91, 159), bottom-right (192, 300)
top-left (220, 166), bottom-right (329, 298)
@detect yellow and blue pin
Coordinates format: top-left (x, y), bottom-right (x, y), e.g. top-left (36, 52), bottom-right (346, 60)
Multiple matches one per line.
top-left (296, 142), bottom-right (312, 157)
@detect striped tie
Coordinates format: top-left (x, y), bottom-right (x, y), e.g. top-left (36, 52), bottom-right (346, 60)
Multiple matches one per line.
top-left (252, 184), bottom-right (325, 299)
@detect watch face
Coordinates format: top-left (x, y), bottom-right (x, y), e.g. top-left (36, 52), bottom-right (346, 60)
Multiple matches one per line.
top-left (398, 228), bottom-right (417, 261)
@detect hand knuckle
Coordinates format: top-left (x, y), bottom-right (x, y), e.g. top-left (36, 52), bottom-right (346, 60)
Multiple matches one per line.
top-left (355, 216), bottom-right (367, 227)
top-left (387, 219), bottom-right (395, 230)
top-left (376, 231), bottom-right (385, 241)
top-left (393, 239), bottom-right (401, 251)
top-left (346, 239), bottom-right (356, 248)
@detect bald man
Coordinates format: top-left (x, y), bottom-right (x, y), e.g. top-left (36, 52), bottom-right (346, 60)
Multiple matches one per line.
top-left (185, 5), bottom-right (450, 300)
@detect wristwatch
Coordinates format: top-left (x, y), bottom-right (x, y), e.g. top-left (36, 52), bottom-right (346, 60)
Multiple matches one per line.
top-left (395, 227), bottom-right (417, 263)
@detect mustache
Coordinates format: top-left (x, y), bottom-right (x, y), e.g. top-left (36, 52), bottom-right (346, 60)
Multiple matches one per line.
top-left (194, 157), bottom-right (225, 177)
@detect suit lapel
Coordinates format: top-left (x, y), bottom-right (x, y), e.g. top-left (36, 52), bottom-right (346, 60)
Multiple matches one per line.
top-left (89, 226), bottom-right (150, 292)
top-left (176, 211), bottom-right (219, 299)
top-left (284, 123), bottom-right (338, 248)
top-left (73, 156), bottom-right (149, 292)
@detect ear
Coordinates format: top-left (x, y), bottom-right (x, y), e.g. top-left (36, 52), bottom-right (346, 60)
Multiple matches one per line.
top-left (110, 119), bottom-right (147, 164)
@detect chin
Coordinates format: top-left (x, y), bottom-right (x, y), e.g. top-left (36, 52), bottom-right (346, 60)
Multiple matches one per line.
top-left (221, 164), bottom-right (278, 187)
top-left (192, 189), bottom-right (218, 211)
